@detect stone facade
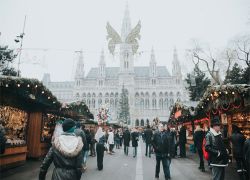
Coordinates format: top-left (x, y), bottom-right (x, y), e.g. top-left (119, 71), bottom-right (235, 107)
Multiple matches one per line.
top-left (42, 5), bottom-right (188, 127)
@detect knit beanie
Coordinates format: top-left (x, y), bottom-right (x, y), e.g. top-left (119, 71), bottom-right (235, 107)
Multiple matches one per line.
top-left (62, 119), bottom-right (76, 132)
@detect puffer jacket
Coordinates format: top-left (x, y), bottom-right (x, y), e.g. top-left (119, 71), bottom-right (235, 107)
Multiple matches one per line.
top-left (39, 133), bottom-right (83, 180)
top-left (231, 132), bottom-right (245, 158)
top-left (205, 128), bottom-right (229, 167)
top-left (152, 130), bottom-right (170, 157)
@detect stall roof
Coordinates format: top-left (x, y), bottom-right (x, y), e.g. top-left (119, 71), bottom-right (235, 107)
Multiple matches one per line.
top-left (0, 76), bottom-right (61, 111)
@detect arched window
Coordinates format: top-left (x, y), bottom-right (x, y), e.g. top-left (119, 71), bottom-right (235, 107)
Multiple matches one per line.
top-left (87, 99), bottom-right (91, 108)
top-left (115, 98), bottom-right (118, 108)
top-left (145, 92), bottom-right (149, 109)
top-left (135, 119), bottom-right (139, 127)
top-left (105, 98), bottom-right (109, 104)
top-left (140, 98), bottom-right (144, 109)
top-left (159, 98), bottom-right (164, 109)
top-left (110, 98), bottom-right (114, 109)
top-left (135, 92), bottom-right (140, 108)
top-left (92, 99), bottom-right (95, 108)
top-left (141, 119), bottom-right (144, 127)
top-left (146, 119), bottom-right (149, 126)
top-left (98, 99), bottom-right (102, 105)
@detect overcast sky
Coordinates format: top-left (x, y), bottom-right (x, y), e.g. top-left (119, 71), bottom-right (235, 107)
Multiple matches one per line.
top-left (0, 0), bottom-right (249, 81)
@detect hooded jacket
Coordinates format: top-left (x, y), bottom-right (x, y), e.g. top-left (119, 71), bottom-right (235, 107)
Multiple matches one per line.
top-left (205, 128), bottom-right (228, 167)
top-left (39, 133), bottom-right (83, 180)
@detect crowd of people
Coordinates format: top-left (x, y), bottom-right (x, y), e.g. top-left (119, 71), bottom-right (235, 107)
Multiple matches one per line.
top-left (36, 117), bottom-right (250, 180)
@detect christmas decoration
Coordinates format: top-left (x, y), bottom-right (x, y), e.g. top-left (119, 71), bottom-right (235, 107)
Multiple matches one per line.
top-left (0, 106), bottom-right (27, 146)
top-left (96, 104), bottom-right (111, 125)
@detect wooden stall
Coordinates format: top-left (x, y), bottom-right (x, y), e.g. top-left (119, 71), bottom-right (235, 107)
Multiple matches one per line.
top-left (197, 84), bottom-right (250, 138)
top-left (0, 76), bottom-right (60, 170)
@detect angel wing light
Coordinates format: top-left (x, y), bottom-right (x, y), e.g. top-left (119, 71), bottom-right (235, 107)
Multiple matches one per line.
top-left (125, 20), bottom-right (141, 54)
top-left (106, 20), bottom-right (141, 55)
top-left (106, 22), bottom-right (122, 55)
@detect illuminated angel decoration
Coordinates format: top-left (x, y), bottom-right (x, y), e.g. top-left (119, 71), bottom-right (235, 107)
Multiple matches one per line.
top-left (106, 21), bottom-right (141, 55)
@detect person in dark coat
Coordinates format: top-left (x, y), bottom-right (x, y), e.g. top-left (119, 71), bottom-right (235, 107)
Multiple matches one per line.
top-left (123, 128), bottom-right (131, 155)
top-left (144, 125), bottom-right (153, 157)
top-left (152, 123), bottom-right (171, 180)
top-left (205, 117), bottom-right (229, 180)
top-left (244, 138), bottom-right (250, 179)
top-left (39, 119), bottom-right (83, 180)
top-left (89, 127), bottom-right (96, 157)
top-left (95, 127), bottom-right (107, 171)
top-left (230, 125), bottom-right (247, 180)
top-left (179, 125), bottom-right (187, 158)
top-left (194, 124), bottom-right (205, 172)
top-left (131, 128), bottom-right (139, 158)
top-left (82, 129), bottom-right (91, 170)
top-left (0, 124), bottom-right (6, 154)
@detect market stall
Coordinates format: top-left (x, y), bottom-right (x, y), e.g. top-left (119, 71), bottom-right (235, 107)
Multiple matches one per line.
top-left (0, 76), bottom-right (60, 170)
top-left (197, 84), bottom-right (250, 138)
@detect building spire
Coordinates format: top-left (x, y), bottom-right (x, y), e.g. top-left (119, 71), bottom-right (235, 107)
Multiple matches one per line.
top-left (99, 49), bottom-right (105, 65)
top-left (121, 2), bottom-right (131, 40)
top-left (75, 50), bottom-right (84, 79)
top-left (99, 49), bottom-right (106, 77)
top-left (172, 47), bottom-right (181, 77)
top-left (150, 47), bottom-right (156, 63)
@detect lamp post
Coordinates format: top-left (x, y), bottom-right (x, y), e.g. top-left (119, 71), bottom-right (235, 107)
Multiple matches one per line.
top-left (15, 16), bottom-right (26, 77)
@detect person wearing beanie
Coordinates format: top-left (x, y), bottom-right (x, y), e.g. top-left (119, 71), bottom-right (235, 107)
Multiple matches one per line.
top-left (39, 119), bottom-right (83, 180)
top-left (205, 116), bottom-right (229, 180)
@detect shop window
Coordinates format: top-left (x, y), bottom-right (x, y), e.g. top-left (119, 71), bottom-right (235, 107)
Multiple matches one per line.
top-left (0, 106), bottom-right (28, 146)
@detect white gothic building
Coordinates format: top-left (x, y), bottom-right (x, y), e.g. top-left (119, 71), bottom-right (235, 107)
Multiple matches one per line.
top-left (42, 5), bottom-right (188, 127)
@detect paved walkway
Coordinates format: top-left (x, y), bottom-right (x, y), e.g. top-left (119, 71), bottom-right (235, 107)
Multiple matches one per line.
top-left (1, 140), bottom-right (239, 180)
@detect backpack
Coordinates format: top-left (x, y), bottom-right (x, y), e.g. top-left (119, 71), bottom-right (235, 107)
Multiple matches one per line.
top-left (202, 132), bottom-right (215, 161)
top-left (202, 138), bottom-right (209, 160)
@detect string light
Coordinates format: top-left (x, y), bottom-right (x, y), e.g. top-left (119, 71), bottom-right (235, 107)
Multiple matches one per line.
top-left (42, 91), bottom-right (44, 94)
top-left (48, 96), bottom-right (51, 99)
top-left (27, 84), bottom-right (30, 88)
top-left (35, 85), bottom-right (38, 88)
top-left (17, 84), bottom-right (20, 87)
top-left (225, 91), bottom-right (228, 95)
top-left (5, 84), bottom-right (8, 87)
top-left (232, 92), bottom-right (235, 95)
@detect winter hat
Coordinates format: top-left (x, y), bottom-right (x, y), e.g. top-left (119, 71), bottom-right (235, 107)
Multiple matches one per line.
top-left (62, 119), bottom-right (76, 132)
top-left (211, 116), bottom-right (221, 127)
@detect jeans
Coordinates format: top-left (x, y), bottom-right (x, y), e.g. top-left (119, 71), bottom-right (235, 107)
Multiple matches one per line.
top-left (212, 166), bottom-right (225, 180)
top-left (197, 148), bottom-right (204, 169)
top-left (83, 150), bottom-right (89, 164)
top-left (145, 143), bottom-right (151, 157)
top-left (133, 147), bottom-right (137, 157)
top-left (155, 154), bottom-right (171, 179)
top-left (124, 146), bottom-right (129, 155)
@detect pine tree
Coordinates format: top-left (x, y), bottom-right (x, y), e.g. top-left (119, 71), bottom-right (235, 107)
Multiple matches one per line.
top-left (185, 65), bottom-right (211, 101)
top-left (224, 63), bottom-right (244, 84)
top-left (118, 85), bottom-right (130, 125)
top-left (242, 66), bottom-right (250, 84)
top-left (0, 46), bottom-right (18, 76)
